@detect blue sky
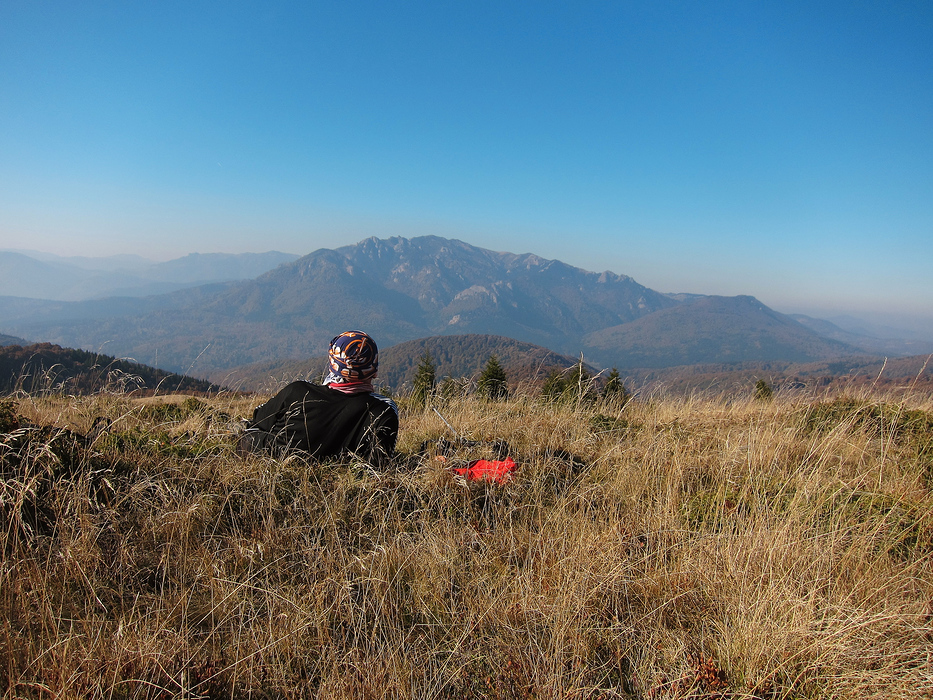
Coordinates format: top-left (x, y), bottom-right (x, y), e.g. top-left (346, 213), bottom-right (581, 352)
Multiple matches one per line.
top-left (1, 1), bottom-right (931, 322)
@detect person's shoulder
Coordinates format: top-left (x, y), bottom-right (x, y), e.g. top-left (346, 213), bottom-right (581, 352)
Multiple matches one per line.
top-left (368, 392), bottom-right (399, 415)
top-left (272, 380), bottom-right (330, 403)
top-left (278, 379), bottom-right (318, 394)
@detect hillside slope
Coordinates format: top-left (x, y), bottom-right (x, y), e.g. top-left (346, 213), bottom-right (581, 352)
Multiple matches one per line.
top-left (0, 343), bottom-right (219, 394)
top-left (210, 334), bottom-right (587, 393)
top-left (0, 333), bottom-right (30, 347)
top-left (790, 314), bottom-right (933, 356)
top-left (196, 235), bottom-right (676, 351)
top-left (583, 295), bottom-right (861, 368)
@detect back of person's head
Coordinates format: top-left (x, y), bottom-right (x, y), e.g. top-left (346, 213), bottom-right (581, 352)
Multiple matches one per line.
top-left (325, 330), bottom-right (379, 384)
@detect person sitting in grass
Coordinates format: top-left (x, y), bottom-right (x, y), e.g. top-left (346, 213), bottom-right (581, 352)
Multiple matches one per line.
top-left (239, 330), bottom-right (398, 464)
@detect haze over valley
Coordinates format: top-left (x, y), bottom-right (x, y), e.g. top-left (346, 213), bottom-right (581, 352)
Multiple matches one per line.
top-left (1, 236), bottom-right (930, 387)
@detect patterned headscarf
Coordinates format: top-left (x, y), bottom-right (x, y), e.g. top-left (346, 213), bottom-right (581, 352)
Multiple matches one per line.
top-left (324, 330), bottom-right (379, 385)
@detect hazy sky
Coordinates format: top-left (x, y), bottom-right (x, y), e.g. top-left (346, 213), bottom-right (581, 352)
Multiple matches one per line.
top-left (1, 1), bottom-right (931, 320)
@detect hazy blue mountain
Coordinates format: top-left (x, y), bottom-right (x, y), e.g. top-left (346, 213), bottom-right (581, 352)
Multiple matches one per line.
top-left (0, 236), bottom-right (675, 373)
top-left (0, 236), bottom-right (885, 377)
top-left (195, 235), bottom-right (678, 367)
top-left (139, 252), bottom-right (301, 284)
top-left (824, 313), bottom-right (933, 346)
top-left (0, 332), bottom-right (31, 347)
top-left (226, 235), bottom-right (676, 345)
top-left (790, 315), bottom-right (933, 356)
top-left (0, 252), bottom-right (101, 300)
top-left (1, 249), bottom-right (153, 271)
top-left (582, 296), bottom-right (863, 369)
top-left (0, 250), bottom-right (299, 301)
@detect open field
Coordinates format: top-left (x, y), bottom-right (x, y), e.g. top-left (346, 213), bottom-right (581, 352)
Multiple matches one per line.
top-left (2, 383), bottom-right (932, 698)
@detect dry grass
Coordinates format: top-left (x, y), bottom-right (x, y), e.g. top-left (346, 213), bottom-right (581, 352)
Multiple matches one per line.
top-left (2, 385), bottom-right (932, 698)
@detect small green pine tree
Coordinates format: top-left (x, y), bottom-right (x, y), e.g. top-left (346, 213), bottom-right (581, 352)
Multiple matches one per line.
top-left (754, 379), bottom-right (774, 401)
top-left (437, 376), bottom-right (467, 402)
top-left (477, 355), bottom-right (509, 400)
top-left (412, 351), bottom-right (437, 408)
top-left (565, 358), bottom-right (598, 405)
top-left (541, 368), bottom-right (566, 402)
top-left (602, 367), bottom-right (629, 405)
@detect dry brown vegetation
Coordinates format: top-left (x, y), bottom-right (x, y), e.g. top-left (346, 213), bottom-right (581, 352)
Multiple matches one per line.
top-left (2, 382), bottom-right (933, 698)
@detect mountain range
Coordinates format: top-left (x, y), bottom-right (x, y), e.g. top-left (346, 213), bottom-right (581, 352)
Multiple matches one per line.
top-left (0, 235), bottom-right (926, 379)
top-left (581, 295), bottom-right (857, 368)
top-left (0, 250), bottom-right (299, 300)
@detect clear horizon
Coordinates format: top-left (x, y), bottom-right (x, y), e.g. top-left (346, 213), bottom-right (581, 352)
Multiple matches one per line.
top-left (2, 2), bottom-right (931, 321)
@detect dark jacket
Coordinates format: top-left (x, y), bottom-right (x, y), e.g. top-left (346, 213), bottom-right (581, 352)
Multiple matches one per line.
top-left (240, 381), bottom-right (398, 464)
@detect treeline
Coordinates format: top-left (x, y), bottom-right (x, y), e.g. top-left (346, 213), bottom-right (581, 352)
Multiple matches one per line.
top-left (378, 334), bottom-right (585, 389)
top-left (408, 350), bottom-right (630, 407)
top-left (618, 354), bottom-right (933, 396)
top-left (0, 343), bottom-right (219, 395)
top-left (213, 334), bottom-right (590, 394)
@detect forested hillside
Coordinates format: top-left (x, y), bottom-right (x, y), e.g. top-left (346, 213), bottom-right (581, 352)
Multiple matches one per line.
top-left (210, 334), bottom-right (587, 393)
top-left (0, 343), bottom-right (218, 394)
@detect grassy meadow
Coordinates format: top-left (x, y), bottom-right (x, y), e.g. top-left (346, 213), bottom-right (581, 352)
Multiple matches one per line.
top-left (2, 381), bottom-right (932, 698)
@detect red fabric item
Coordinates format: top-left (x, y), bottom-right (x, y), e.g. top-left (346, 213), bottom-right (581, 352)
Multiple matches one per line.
top-left (453, 457), bottom-right (516, 484)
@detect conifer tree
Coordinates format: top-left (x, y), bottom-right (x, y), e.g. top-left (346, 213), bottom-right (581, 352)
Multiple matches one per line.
top-left (541, 368), bottom-right (566, 402)
top-left (477, 354), bottom-right (509, 400)
top-left (754, 379), bottom-right (773, 401)
top-left (412, 351), bottom-right (436, 408)
top-left (565, 357), bottom-right (598, 405)
top-left (602, 367), bottom-right (629, 405)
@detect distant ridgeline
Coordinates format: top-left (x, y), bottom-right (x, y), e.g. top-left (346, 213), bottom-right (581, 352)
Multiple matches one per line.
top-left (0, 343), bottom-right (219, 395)
top-left (0, 333), bottom-right (30, 347)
